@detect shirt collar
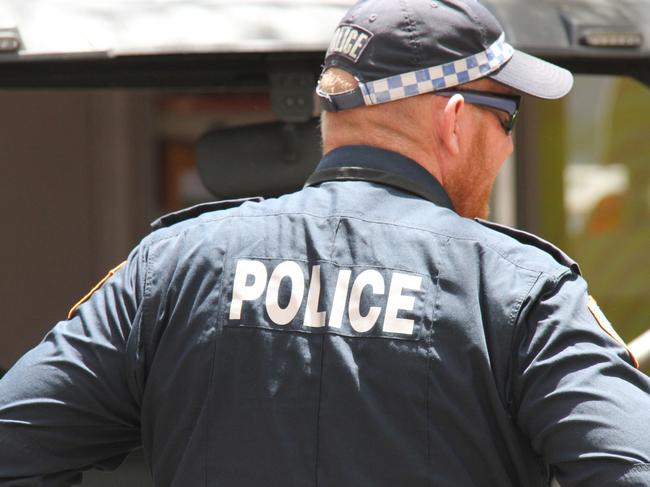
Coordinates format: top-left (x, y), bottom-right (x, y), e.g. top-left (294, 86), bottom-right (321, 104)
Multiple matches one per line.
top-left (305, 145), bottom-right (455, 211)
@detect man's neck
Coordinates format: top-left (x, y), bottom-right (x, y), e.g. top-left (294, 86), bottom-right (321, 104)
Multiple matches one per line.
top-left (323, 140), bottom-right (444, 188)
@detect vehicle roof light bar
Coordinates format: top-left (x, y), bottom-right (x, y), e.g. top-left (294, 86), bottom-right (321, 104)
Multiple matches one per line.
top-left (0, 28), bottom-right (20, 53)
top-left (560, 4), bottom-right (645, 51)
top-left (581, 29), bottom-right (643, 48)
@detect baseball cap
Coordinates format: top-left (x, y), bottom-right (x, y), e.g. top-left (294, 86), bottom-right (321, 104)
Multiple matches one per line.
top-left (317, 0), bottom-right (574, 112)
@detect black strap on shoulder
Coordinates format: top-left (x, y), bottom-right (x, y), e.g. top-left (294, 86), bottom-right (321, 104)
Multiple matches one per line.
top-left (476, 218), bottom-right (582, 274)
top-left (306, 166), bottom-right (455, 210)
top-left (151, 196), bottom-right (263, 230)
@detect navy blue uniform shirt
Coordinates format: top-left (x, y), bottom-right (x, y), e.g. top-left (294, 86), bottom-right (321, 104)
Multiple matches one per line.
top-left (1, 145), bottom-right (650, 486)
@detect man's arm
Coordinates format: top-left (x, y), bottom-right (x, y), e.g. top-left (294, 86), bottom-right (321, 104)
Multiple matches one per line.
top-left (0, 245), bottom-right (147, 484)
top-left (513, 272), bottom-right (650, 487)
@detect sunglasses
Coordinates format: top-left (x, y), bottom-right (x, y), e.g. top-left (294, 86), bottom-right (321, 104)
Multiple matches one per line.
top-left (436, 89), bottom-right (521, 135)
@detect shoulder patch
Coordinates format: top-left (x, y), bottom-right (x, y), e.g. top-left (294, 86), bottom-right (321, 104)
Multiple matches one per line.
top-left (68, 261), bottom-right (126, 319)
top-left (588, 295), bottom-right (639, 368)
top-left (151, 197), bottom-right (263, 230)
top-left (476, 218), bottom-right (581, 274)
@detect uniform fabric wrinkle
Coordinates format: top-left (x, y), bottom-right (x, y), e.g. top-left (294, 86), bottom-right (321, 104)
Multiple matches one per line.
top-left (1, 146), bottom-right (650, 486)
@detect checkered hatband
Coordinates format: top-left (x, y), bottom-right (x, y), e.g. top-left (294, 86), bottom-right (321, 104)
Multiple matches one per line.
top-left (359, 34), bottom-right (514, 106)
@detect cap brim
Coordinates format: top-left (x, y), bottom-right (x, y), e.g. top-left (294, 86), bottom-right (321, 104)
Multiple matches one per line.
top-left (490, 49), bottom-right (574, 99)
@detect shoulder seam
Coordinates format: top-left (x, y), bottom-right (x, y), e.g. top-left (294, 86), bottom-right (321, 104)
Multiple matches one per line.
top-left (504, 269), bottom-right (544, 416)
top-left (139, 239), bottom-right (154, 391)
top-left (152, 211), bottom-right (560, 276)
top-left (476, 219), bottom-right (580, 275)
top-left (151, 197), bottom-right (263, 230)
top-left (506, 268), bottom-right (573, 418)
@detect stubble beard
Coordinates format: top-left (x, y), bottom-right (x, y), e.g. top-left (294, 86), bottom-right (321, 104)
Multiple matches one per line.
top-left (447, 127), bottom-right (496, 220)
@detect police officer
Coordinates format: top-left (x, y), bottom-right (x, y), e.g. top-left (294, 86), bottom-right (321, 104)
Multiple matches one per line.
top-left (1, 1), bottom-right (650, 486)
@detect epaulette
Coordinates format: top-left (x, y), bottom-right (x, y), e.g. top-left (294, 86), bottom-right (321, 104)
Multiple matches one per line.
top-left (151, 196), bottom-right (264, 230)
top-left (476, 218), bottom-right (581, 275)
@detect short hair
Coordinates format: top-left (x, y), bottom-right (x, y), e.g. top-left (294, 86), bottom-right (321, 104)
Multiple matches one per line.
top-left (318, 68), bottom-right (359, 95)
top-left (318, 68), bottom-right (432, 150)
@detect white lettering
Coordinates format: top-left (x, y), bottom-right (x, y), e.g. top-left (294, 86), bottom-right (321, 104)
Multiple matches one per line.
top-left (332, 26), bottom-right (348, 53)
top-left (349, 33), bottom-right (370, 59)
top-left (328, 269), bottom-right (352, 329)
top-left (265, 261), bottom-right (305, 325)
top-left (343, 30), bottom-right (359, 55)
top-left (348, 269), bottom-right (385, 333)
top-left (327, 27), bottom-right (344, 56)
top-left (384, 273), bottom-right (422, 335)
top-left (326, 26), bottom-right (373, 61)
top-left (337, 26), bottom-right (351, 51)
top-left (304, 265), bottom-right (326, 328)
top-left (229, 259), bottom-right (421, 337)
top-left (229, 259), bottom-right (268, 320)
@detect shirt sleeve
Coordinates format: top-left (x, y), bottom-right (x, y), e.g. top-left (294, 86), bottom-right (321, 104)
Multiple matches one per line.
top-left (513, 271), bottom-right (650, 487)
top-left (0, 243), bottom-right (148, 485)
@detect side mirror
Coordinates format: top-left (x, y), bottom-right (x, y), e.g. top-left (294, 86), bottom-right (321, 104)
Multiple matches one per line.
top-left (197, 119), bottom-right (321, 199)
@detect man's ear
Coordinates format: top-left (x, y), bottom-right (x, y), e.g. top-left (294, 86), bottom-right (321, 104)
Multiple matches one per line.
top-left (439, 94), bottom-right (464, 156)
